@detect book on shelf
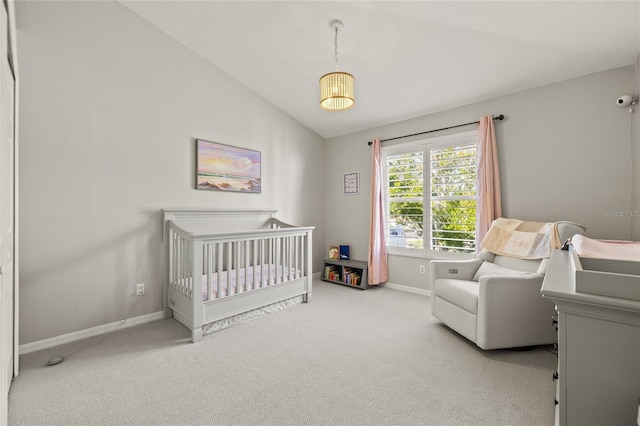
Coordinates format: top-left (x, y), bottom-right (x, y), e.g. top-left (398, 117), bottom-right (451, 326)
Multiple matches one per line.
top-left (324, 265), bottom-right (340, 281)
top-left (351, 274), bottom-right (360, 286)
top-left (343, 268), bottom-right (361, 286)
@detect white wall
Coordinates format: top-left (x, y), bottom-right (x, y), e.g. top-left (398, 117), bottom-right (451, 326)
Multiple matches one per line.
top-left (326, 65), bottom-right (637, 291)
top-left (16, 1), bottom-right (326, 344)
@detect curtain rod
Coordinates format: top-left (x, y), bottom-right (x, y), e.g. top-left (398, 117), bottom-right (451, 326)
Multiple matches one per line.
top-left (367, 114), bottom-right (504, 145)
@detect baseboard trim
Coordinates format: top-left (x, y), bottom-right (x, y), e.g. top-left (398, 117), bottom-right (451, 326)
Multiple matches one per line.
top-left (384, 282), bottom-right (431, 297)
top-left (19, 310), bottom-right (165, 355)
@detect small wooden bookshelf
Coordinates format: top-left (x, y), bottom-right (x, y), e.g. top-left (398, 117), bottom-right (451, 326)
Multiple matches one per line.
top-left (322, 258), bottom-right (369, 290)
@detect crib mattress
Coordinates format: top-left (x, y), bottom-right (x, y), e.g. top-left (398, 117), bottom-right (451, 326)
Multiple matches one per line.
top-left (201, 264), bottom-right (299, 301)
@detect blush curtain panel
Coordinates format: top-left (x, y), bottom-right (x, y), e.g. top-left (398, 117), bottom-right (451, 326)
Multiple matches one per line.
top-left (476, 115), bottom-right (503, 247)
top-left (368, 138), bottom-right (389, 285)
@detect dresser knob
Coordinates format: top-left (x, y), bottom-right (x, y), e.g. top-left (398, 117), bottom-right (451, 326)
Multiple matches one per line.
top-left (555, 399), bottom-right (559, 406)
top-left (553, 371), bottom-right (558, 381)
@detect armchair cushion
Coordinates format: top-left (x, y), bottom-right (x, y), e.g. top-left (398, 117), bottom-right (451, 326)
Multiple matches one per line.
top-left (472, 261), bottom-right (533, 282)
top-left (435, 279), bottom-right (479, 314)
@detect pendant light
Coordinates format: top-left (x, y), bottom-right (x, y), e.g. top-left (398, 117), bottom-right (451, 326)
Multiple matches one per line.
top-left (319, 20), bottom-right (355, 111)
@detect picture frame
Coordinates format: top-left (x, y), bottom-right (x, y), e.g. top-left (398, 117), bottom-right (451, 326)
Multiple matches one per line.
top-left (196, 139), bottom-right (261, 193)
top-left (343, 171), bottom-right (359, 195)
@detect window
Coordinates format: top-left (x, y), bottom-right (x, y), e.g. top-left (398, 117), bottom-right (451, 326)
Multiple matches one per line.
top-left (383, 131), bottom-right (478, 256)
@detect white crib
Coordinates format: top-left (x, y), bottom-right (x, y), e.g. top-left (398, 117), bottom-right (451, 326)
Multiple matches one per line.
top-left (163, 209), bottom-right (314, 343)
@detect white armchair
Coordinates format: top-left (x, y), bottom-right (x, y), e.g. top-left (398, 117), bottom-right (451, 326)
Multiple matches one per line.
top-left (430, 221), bottom-right (586, 350)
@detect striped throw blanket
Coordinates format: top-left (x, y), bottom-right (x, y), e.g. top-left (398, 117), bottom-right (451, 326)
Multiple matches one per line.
top-left (481, 218), bottom-right (561, 259)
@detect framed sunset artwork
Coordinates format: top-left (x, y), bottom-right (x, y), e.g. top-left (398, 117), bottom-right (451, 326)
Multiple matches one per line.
top-left (196, 139), bottom-right (262, 193)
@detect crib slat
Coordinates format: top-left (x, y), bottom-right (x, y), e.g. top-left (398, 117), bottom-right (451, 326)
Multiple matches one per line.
top-left (252, 239), bottom-right (258, 289)
top-left (260, 238), bottom-right (264, 287)
top-left (268, 237), bottom-right (274, 286)
top-left (244, 240), bottom-right (250, 291)
top-left (234, 241), bottom-right (240, 294)
top-left (279, 236), bottom-right (283, 283)
top-left (217, 242), bottom-right (223, 300)
top-left (264, 237), bottom-right (269, 286)
top-left (288, 235), bottom-right (293, 281)
top-left (226, 242), bottom-right (233, 295)
top-left (280, 236), bottom-right (284, 283)
top-left (255, 239), bottom-right (260, 289)
top-left (255, 239), bottom-right (259, 289)
top-left (298, 235), bottom-right (302, 279)
top-left (294, 235), bottom-right (299, 279)
top-left (283, 236), bottom-right (287, 282)
top-left (282, 235), bottom-right (287, 282)
top-left (274, 236), bottom-right (278, 285)
top-left (258, 239), bottom-right (263, 288)
top-left (281, 236), bottom-right (285, 283)
top-left (285, 236), bottom-right (289, 281)
top-left (206, 243), bottom-right (212, 301)
top-left (288, 236), bottom-right (293, 281)
top-left (287, 236), bottom-right (295, 281)
top-left (211, 242), bottom-right (216, 297)
top-left (289, 235), bottom-right (294, 280)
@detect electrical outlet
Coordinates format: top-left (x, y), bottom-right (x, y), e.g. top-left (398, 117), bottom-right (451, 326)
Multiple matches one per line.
top-left (136, 283), bottom-right (145, 296)
top-left (419, 265), bottom-right (426, 275)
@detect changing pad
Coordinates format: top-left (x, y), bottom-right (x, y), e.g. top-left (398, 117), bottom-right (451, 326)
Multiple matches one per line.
top-left (572, 234), bottom-right (640, 262)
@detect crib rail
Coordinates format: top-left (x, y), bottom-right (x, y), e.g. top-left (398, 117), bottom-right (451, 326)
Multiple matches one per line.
top-left (167, 220), bottom-right (314, 302)
top-left (267, 217), bottom-right (297, 229)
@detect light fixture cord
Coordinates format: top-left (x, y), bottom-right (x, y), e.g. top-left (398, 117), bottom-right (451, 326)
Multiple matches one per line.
top-left (334, 25), bottom-right (339, 70)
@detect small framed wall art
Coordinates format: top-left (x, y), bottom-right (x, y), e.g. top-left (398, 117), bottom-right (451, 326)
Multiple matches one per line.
top-left (196, 139), bottom-right (261, 193)
top-left (343, 171), bottom-right (359, 195)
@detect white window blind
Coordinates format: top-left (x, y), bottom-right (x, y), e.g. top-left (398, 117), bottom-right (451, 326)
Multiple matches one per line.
top-left (383, 132), bottom-right (477, 256)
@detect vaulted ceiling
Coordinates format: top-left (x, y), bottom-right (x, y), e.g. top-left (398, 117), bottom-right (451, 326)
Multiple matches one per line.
top-left (121, 1), bottom-right (640, 139)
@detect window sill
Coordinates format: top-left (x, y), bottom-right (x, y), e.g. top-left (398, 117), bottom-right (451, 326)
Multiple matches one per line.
top-left (387, 248), bottom-right (475, 261)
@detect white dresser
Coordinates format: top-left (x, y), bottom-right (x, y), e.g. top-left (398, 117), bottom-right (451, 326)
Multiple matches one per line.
top-left (541, 248), bottom-right (640, 426)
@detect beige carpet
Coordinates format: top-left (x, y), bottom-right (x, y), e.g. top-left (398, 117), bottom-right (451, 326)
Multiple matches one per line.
top-left (9, 279), bottom-right (556, 425)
